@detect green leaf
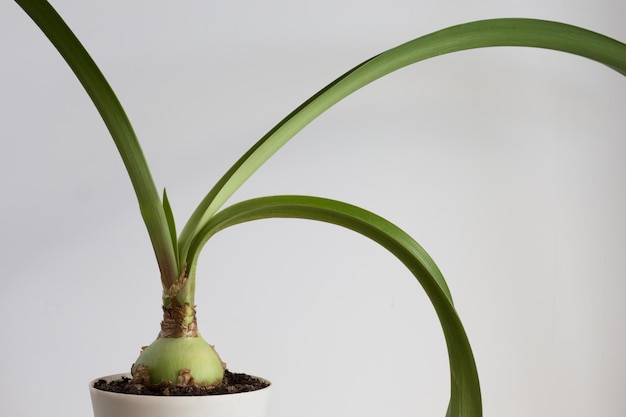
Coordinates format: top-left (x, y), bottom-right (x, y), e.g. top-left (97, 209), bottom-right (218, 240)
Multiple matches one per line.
top-left (15, 0), bottom-right (179, 285)
top-left (188, 195), bottom-right (479, 417)
top-left (178, 18), bottom-right (626, 264)
top-left (162, 189), bottom-right (179, 269)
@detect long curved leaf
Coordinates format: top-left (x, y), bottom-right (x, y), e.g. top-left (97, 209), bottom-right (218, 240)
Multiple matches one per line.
top-left (189, 195), bottom-right (480, 417)
top-left (178, 18), bottom-right (626, 264)
top-left (15, 0), bottom-right (179, 285)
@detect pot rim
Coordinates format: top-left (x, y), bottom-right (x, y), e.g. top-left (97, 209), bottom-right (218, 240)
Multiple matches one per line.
top-left (89, 373), bottom-right (272, 399)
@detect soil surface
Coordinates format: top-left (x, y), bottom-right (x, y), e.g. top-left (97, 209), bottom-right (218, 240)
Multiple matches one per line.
top-left (93, 370), bottom-right (269, 396)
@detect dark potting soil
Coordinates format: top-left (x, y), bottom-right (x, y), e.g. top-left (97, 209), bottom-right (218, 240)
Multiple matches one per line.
top-left (93, 370), bottom-right (269, 396)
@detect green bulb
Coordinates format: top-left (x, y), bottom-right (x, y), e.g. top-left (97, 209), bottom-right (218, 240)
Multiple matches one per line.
top-left (133, 335), bottom-right (225, 387)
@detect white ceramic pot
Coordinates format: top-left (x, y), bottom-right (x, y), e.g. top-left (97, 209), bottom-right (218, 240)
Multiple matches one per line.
top-left (89, 373), bottom-right (272, 417)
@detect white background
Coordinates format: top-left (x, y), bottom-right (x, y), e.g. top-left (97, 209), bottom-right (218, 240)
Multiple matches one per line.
top-left (1, 0), bottom-right (625, 416)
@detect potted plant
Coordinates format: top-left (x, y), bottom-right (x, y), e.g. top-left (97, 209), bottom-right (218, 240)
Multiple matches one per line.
top-left (12, 0), bottom-right (626, 416)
